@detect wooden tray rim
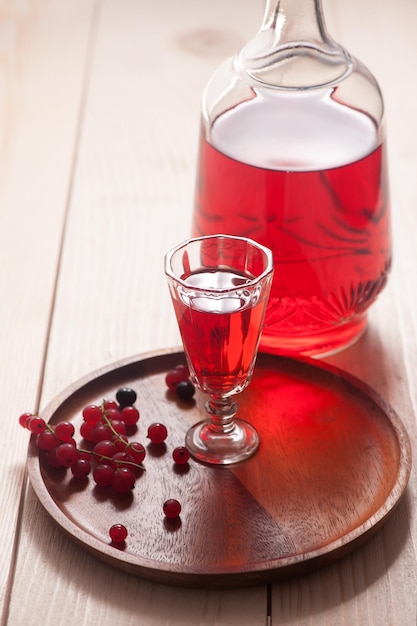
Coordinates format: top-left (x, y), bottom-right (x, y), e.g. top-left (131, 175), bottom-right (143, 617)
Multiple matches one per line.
top-left (26, 348), bottom-right (412, 587)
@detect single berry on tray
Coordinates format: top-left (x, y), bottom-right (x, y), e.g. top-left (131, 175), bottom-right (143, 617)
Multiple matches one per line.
top-left (172, 446), bottom-right (190, 465)
top-left (18, 412), bottom-right (34, 428)
top-left (116, 387), bottom-right (137, 408)
top-left (147, 422), bottom-right (168, 444)
top-left (71, 458), bottom-right (91, 478)
top-left (163, 498), bottom-right (181, 519)
top-left (165, 365), bottom-right (190, 391)
top-left (176, 380), bottom-right (195, 401)
top-left (109, 523), bottom-right (128, 543)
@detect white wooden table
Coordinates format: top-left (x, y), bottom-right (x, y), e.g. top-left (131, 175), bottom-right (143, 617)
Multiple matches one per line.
top-left (1, 0), bottom-right (416, 624)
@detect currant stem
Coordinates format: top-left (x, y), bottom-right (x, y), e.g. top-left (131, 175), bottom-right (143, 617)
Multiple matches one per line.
top-left (101, 404), bottom-right (126, 441)
top-left (78, 447), bottom-right (145, 471)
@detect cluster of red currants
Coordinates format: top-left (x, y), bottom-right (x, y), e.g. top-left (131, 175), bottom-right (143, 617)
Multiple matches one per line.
top-left (19, 367), bottom-right (195, 542)
top-left (20, 387), bottom-right (148, 493)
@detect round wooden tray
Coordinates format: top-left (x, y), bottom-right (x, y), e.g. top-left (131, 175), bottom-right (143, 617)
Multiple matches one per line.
top-left (27, 349), bottom-right (412, 588)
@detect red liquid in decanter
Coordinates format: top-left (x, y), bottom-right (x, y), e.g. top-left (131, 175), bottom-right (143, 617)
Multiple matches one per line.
top-left (193, 92), bottom-right (391, 356)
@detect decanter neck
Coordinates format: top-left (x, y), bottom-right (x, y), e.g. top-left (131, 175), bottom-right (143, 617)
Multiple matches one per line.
top-left (236, 0), bottom-right (352, 89)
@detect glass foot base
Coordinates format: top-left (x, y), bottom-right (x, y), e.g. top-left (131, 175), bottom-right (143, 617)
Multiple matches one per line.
top-left (185, 419), bottom-right (259, 465)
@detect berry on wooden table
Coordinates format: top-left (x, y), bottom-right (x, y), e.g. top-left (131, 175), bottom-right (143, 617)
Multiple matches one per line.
top-left (163, 499), bottom-right (182, 519)
top-left (109, 524), bottom-right (128, 543)
top-left (55, 443), bottom-right (78, 467)
top-left (172, 446), bottom-right (190, 465)
top-left (120, 406), bottom-right (140, 426)
top-left (71, 458), bottom-right (91, 478)
top-left (93, 439), bottom-right (117, 460)
top-left (128, 442), bottom-right (146, 464)
top-left (55, 421), bottom-right (75, 442)
top-left (37, 430), bottom-right (60, 451)
top-left (116, 387), bottom-right (137, 408)
top-left (147, 422), bottom-right (168, 444)
top-left (111, 467), bottom-right (136, 493)
top-left (103, 400), bottom-right (118, 412)
top-left (27, 416), bottom-right (47, 434)
top-left (18, 412), bottom-right (34, 428)
top-left (82, 404), bottom-right (102, 424)
top-left (165, 364), bottom-right (195, 401)
top-left (165, 366), bottom-right (189, 392)
top-left (93, 464), bottom-right (115, 487)
top-left (176, 380), bottom-right (195, 401)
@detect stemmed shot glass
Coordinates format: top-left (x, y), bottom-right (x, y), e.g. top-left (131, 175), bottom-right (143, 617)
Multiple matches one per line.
top-left (165, 234), bottom-right (273, 465)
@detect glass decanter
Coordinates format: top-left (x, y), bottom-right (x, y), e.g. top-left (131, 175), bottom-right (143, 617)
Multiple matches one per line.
top-left (192, 0), bottom-right (391, 357)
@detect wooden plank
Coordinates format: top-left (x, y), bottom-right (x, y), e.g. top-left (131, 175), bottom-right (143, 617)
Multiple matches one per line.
top-left (6, 0), bottom-right (417, 624)
top-left (0, 0), bottom-right (96, 621)
top-left (8, 0), bottom-right (267, 624)
top-left (270, 0), bottom-right (417, 624)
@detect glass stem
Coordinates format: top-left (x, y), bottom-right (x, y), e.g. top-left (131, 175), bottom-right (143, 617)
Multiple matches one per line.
top-left (205, 396), bottom-right (238, 435)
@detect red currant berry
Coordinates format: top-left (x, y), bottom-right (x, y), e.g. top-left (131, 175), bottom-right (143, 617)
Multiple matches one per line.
top-left (111, 467), bottom-right (135, 493)
top-left (109, 523), bottom-right (128, 543)
top-left (103, 400), bottom-right (118, 411)
top-left (55, 421), bottom-right (75, 442)
top-left (104, 407), bottom-right (122, 422)
top-left (71, 458), bottom-right (91, 478)
top-left (176, 380), bottom-right (195, 401)
top-left (27, 416), bottom-right (46, 435)
top-left (120, 406), bottom-right (140, 426)
top-left (172, 446), bottom-right (190, 465)
top-left (82, 404), bottom-right (102, 424)
top-left (55, 443), bottom-right (78, 467)
top-left (165, 366), bottom-right (189, 392)
top-left (93, 439), bottom-right (116, 460)
top-left (109, 419), bottom-right (127, 436)
top-left (116, 387), bottom-right (137, 408)
top-left (147, 422), bottom-right (168, 444)
top-left (128, 442), bottom-right (146, 464)
top-left (112, 434), bottom-right (129, 452)
top-left (175, 363), bottom-right (190, 376)
top-left (90, 423), bottom-right (113, 443)
top-left (163, 499), bottom-right (181, 519)
top-left (37, 430), bottom-right (60, 451)
top-left (93, 464), bottom-right (115, 487)
top-left (80, 421), bottom-right (95, 441)
top-left (111, 451), bottom-right (135, 469)
top-left (45, 447), bottom-right (63, 469)
top-left (18, 412), bottom-right (34, 428)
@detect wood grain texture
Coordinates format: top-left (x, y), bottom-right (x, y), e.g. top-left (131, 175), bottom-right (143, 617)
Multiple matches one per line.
top-left (7, 1), bottom-right (267, 625)
top-left (2, 0), bottom-right (417, 624)
top-left (269, 1), bottom-right (417, 623)
top-left (0, 0), bottom-right (96, 621)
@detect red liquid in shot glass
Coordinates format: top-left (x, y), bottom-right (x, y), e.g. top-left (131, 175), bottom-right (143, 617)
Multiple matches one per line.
top-left (172, 268), bottom-right (269, 396)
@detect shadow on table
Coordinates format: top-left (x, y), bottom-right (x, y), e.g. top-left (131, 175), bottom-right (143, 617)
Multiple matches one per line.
top-left (270, 489), bottom-right (413, 621)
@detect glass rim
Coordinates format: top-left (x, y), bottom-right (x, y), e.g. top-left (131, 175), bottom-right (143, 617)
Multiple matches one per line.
top-left (164, 234), bottom-right (274, 292)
